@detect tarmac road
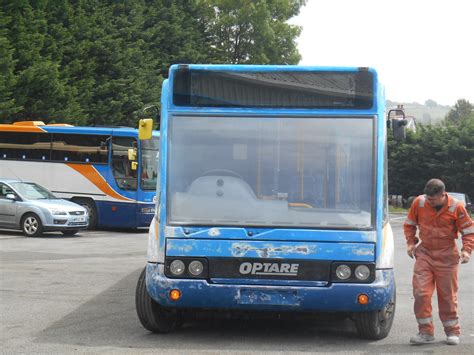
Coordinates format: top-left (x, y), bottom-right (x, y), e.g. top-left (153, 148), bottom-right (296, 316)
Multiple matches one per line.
top-left (1, 215), bottom-right (473, 354)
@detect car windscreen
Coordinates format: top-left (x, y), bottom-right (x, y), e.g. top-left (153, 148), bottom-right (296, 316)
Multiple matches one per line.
top-left (10, 182), bottom-right (57, 200)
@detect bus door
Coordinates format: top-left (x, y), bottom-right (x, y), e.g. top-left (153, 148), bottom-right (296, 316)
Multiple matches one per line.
top-left (104, 136), bottom-right (139, 226)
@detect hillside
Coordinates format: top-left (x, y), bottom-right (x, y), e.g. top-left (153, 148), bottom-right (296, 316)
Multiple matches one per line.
top-left (386, 100), bottom-right (451, 125)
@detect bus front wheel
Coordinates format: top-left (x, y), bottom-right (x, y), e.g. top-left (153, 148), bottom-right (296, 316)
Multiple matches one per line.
top-left (354, 289), bottom-right (396, 340)
top-left (135, 268), bottom-right (179, 333)
top-left (73, 198), bottom-right (97, 229)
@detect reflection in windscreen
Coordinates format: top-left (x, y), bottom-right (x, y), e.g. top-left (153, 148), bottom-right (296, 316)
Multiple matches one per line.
top-left (141, 138), bottom-right (160, 190)
top-left (168, 116), bottom-right (374, 228)
top-left (11, 182), bottom-right (56, 200)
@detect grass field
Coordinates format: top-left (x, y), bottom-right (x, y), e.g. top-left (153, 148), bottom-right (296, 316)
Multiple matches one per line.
top-left (389, 205), bottom-right (407, 213)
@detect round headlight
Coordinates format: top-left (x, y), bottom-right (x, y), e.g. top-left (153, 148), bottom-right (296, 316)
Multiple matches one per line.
top-left (188, 260), bottom-right (204, 276)
top-left (170, 260), bottom-right (185, 276)
top-left (355, 265), bottom-right (371, 280)
top-left (335, 264), bottom-right (351, 280)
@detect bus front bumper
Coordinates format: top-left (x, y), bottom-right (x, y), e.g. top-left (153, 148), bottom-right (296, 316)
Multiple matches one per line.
top-left (145, 263), bottom-right (395, 312)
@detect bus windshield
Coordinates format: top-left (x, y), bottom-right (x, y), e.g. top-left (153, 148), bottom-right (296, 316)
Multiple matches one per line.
top-left (141, 138), bottom-right (160, 191)
top-left (168, 115), bottom-right (374, 229)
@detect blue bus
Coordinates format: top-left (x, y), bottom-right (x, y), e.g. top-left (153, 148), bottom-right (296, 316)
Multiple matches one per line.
top-left (0, 122), bottom-right (159, 229)
top-left (135, 65), bottom-right (396, 339)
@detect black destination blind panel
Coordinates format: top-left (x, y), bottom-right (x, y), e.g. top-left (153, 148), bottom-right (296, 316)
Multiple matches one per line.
top-left (173, 68), bottom-right (374, 109)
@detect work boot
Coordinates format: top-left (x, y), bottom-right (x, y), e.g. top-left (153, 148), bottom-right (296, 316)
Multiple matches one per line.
top-left (410, 333), bottom-right (435, 344)
top-left (446, 335), bottom-right (460, 345)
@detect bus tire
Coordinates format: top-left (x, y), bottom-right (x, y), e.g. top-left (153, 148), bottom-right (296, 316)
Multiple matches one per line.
top-left (21, 213), bottom-right (43, 237)
top-left (354, 287), bottom-right (396, 340)
top-left (73, 198), bottom-right (97, 230)
top-left (135, 268), bottom-right (178, 333)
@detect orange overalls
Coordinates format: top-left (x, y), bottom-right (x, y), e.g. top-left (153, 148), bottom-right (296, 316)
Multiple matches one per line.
top-left (404, 194), bottom-right (474, 336)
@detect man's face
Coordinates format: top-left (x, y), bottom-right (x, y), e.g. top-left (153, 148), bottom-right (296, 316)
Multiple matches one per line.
top-left (426, 193), bottom-right (446, 207)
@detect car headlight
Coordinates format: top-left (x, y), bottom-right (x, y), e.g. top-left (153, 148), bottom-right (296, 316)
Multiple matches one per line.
top-left (49, 209), bottom-right (67, 216)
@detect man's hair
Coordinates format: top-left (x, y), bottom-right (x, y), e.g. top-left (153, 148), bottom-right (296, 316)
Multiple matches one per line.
top-left (424, 178), bottom-right (445, 196)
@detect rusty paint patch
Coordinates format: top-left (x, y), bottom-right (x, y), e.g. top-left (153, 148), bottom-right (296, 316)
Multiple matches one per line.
top-left (352, 247), bottom-right (374, 256)
top-left (165, 226), bottom-right (177, 238)
top-left (208, 228), bottom-right (221, 237)
top-left (231, 243), bottom-right (313, 258)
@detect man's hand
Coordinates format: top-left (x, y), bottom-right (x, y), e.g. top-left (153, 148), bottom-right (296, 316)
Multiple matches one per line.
top-left (407, 244), bottom-right (417, 259)
top-left (460, 250), bottom-right (471, 264)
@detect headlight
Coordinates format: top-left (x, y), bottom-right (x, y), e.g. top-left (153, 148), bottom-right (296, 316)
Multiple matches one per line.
top-left (188, 260), bottom-right (204, 276)
top-left (169, 260), bottom-right (185, 276)
top-left (335, 264), bottom-right (351, 280)
top-left (49, 209), bottom-right (67, 215)
top-left (355, 265), bottom-right (371, 280)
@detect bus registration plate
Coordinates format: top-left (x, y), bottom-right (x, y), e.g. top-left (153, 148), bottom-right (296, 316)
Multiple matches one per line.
top-left (239, 289), bottom-right (299, 306)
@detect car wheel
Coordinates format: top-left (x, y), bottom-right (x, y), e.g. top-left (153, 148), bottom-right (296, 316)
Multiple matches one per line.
top-left (354, 287), bottom-right (396, 340)
top-left (62, 230), bottom-right (78, 236)
top-left (22, 213), bottom-right (43, 237)
top-left (135, 268), bottom-right (179, 333)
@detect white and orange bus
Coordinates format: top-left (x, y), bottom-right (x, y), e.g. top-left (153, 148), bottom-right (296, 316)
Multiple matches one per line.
top-left (0, 121), bottom-right (159, 229)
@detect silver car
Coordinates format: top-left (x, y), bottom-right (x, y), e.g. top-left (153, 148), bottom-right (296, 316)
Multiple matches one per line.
top-left (0, 179), bottom-right (89, 237)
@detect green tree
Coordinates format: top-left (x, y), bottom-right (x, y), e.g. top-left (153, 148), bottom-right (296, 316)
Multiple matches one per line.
top-left (424, 99), bottom-right (437, 107)
top-left (445, 99), bottom-right (473, 125)
top-left (204, 0), bottom-right (305, 64)
top-left (389, 105), bottom-right (474, 199)
top-left (2, 0), bottom-right (305, 125)
top-left (3, 0), bottom-right (85, 123)
top-left (0, 8), bottom-right (20, 121)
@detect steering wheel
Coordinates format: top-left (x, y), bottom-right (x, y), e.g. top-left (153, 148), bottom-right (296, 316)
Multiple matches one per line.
top-left (200, 169), bottom-right (244, 180)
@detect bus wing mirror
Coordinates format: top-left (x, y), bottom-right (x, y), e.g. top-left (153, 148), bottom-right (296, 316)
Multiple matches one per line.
top-left (138, 118), bottom-right (153, 140)
top-left (387, 109), bottom-right (407, 142)
top-left (128, 148), bottom-right (137, 161)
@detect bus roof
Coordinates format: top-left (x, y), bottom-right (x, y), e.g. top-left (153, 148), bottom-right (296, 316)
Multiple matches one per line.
top-left (169, 64), bottom-right (377, 74)
top-left (0, 121), bottom-right (159, 137)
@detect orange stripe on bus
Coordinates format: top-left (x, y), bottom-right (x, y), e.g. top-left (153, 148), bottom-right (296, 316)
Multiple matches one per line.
top-left (66, 163), bottom-right (133, 201)
top-left (0, 125), bottom-right (46, 132)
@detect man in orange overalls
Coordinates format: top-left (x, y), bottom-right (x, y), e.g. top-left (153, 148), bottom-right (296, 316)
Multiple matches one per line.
top-left (404, 179), bottom-right (473, 345)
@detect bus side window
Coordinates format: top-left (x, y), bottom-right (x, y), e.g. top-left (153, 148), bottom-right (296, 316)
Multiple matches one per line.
top-left (0, 132), bottom-right (51, 161)
top-left (112, 137), bottom-right (138, 190)
top-left (51, 134), bottom-right (109, 163)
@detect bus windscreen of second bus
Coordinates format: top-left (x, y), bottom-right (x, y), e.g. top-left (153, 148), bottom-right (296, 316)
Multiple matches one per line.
top-left (168, 115), bottom-right (374, 228)
top-left (141, 138), bottom-right (160, 191)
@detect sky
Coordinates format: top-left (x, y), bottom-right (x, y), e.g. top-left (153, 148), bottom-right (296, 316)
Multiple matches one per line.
top-left (290, 0), bottom-right (474, 106)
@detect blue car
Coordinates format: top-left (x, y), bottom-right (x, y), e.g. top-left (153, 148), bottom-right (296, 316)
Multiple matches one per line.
top-left (0, 179), bottom-right (89, 237)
